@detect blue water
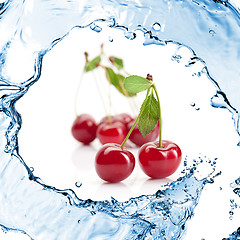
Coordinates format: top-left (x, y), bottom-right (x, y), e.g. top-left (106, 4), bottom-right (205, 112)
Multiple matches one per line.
top-left (0, 0), bottom-right (240, 239)
top-left (223, 176), bottom-right (240, 240)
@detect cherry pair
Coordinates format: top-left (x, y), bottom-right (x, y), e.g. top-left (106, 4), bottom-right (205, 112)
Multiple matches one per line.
top-left (95, 140), bottom-right (182, 183)
top-left (95, 74), bottom-right (182, 183)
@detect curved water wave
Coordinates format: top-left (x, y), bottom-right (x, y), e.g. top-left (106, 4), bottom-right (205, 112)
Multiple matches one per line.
top-left (0, 0), bottom-right (240, 239)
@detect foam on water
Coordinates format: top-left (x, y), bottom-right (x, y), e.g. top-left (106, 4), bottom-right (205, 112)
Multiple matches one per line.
top-left (0, 0), bottom-right (240, 239)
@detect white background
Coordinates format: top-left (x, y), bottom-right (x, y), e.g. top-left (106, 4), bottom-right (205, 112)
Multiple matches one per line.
top-left (1, 25), bottom-right (240, 239)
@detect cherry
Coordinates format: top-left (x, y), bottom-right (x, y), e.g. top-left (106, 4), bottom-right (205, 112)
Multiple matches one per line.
top-left (99, 113), bottom-right (133, 128)
top-left (95, 143), bottom-right (135, 182)
top-left (127, 119), bottom-right (159, 146)
top-left (138, 140), bottom-right (182, 179)
top-left (71, 114), bottom-right (97, 145)
top-left (98, 115), bottom-right (114, 126)
top-left (114, 113), bottom-right (133, 128)
top-left (96, 121), bottom-right (127, 145)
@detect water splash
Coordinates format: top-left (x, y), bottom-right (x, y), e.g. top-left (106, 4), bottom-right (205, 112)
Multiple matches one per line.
top-left (229, 177), bottom-right (240, 220)
top-left (223, 227), bottom-right (240, 240)
top-left (0, 153), bottom-right (219, 239)
top-left (0, 0), bottom-right (240, 239)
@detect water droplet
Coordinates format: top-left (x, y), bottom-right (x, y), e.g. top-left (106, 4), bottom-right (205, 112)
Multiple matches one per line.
top-left (156, 190), bottom-right (165, 198)
top-left (235, 177), bottom-right (240, 185)
top-left (75, 181), bottom-right (82, 188)
top-left (152, 22), bottom-right (161, 31)
top-left (108, 36), bottom-right (113, 42)
top-left (190, 102), bottom-right (195, 107)
top-left (233, 188), bottom-right (240, 196)
top-left (90, 23), bottom-right (102, 33)
top-left (30, 167), bottom-right (34, 172)
top-left (209, 29), bottom-right (216, 36)
top-left (171, 54), bottom-right (182, 63)
top-left (195, 107), bottom-right (200, 111)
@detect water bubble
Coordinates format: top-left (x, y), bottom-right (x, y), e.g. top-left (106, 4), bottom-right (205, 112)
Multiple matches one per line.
top-left (30, 167), bottom-right (34, 172)
top-left (190, 102), bottom-right (196, 107)
top-left (75, 181), bottom-right (82, 188)
top-left (171, 54), bottom-right (182, 63)
top-left (152, 22), bottom-right (161, 31)
top-left (190, 102), bottom-right (200, 110)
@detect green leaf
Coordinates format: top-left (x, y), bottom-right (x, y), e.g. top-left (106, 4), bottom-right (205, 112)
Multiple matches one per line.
top-left (85, 56), bottom-right (101, 72)
top-left (105, 67), bottom-right (118, 86)
top-left (109, 56), bottom-right (124, 70)
top-left (117, 74), bottom-right (136, 97)
top-left (123, 75), bottom-right (152, 94)
top-left (138, 92), bottom-right (160, 137)
top-left (105, 68), bottom-right (136, 97)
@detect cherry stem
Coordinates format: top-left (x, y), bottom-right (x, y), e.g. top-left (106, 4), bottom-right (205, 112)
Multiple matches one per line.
top-left (120, 88), bottom-right (151, 149)
top-left (120, 113), bottom-right (140, 149)
top-left (92, 70), bottom-right (108, 116)
top-left (152, 84), bottom-right (163, 148)
top-left (74, 69), bottom-right (85, 118)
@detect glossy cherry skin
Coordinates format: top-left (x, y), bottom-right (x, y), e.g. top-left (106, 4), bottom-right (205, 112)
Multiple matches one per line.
top-left (99, 113), bottom-right (133, 128)
top-left (71, 114), bottom-right (97, 145)
top-left (97, 121), bottom-right (127, 145)
top-left (95, 143), bottom-right (135, 183)
top-left (138, 140), bottom-right (182, 179)
top-left (114, 113), bottom-right (133, 128)
top-left (98, 115), bottom-right (115, 126)
top-left (127, 119), bottom-right (159, 147)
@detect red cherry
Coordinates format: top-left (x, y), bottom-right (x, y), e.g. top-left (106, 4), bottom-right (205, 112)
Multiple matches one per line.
top-left (95, 143), bottom-right (135, 182)
top-left (127, 119), bottom-right (159, 146)
top-left (99, 113), bottom-right (133, 128)
top-left (138, 140), bottom-right (182, 179)
top-left (71, 114), bottom-right (97, 145)
top-left (98, 115), bottom-right (115, 126)
top-left (114, 113), bottom-right (133, 128)
top-left (97, 121), bottom-right (127, 145)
